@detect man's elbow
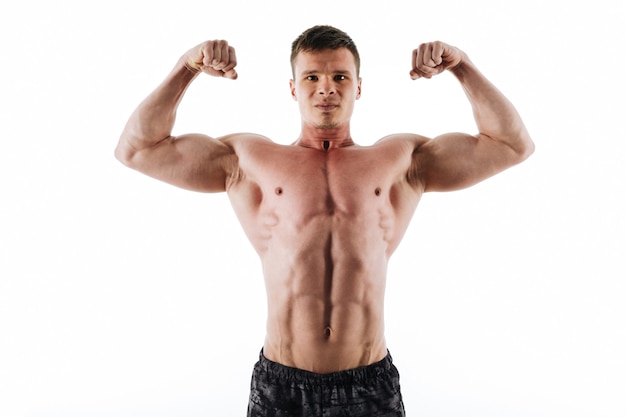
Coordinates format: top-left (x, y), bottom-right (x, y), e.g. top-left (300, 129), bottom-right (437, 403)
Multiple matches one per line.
top-left (515, 133), bottom-right (535, 163)
top-left (502, 126), bottom-right (534, 164)
top-left (114, 140), bottom-right (136, 168)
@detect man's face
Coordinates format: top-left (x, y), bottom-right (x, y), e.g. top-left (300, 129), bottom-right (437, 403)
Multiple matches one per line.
top-left (290, 48), bottom-right (362, 130)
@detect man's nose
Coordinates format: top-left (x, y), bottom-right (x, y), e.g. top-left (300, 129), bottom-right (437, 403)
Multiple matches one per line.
top-left (317, 78), bottom-right (336, 95)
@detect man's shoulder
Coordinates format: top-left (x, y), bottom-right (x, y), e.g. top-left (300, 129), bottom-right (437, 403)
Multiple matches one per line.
top-left (218, 132), bottom-right (274, 147)
top-left (375, 133), bottom-right (430, 147)
top-left (370, 133), bottom-right (431, 158)
top-left (217, 133), bottom-right (303, 166)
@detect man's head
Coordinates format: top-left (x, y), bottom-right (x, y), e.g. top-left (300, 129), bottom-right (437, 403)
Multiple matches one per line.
top-left (290, 25), bottom-right (360, 78)
top-left (289, 25), bottom-right (362, 132)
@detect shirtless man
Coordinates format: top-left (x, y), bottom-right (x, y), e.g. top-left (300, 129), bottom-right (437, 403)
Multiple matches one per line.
top-left (115, 25), bottom-right (534, 416)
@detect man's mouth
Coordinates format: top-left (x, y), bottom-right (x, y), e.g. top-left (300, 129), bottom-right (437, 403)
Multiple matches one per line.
top-left (316, 104), bottom-right (338, 111)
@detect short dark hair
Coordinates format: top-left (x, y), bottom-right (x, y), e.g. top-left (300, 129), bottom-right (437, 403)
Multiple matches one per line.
top-left (290, 25), bottom-right (360, 77)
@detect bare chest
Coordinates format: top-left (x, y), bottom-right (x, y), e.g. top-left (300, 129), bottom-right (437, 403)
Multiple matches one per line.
top-left (226, 142), bottom-right (422, 253)
top-left (248, 148), bottom-right (404, 216)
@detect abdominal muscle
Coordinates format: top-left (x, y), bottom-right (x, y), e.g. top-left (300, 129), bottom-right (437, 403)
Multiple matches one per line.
top-left (260, 213), bottom-right (390, 374)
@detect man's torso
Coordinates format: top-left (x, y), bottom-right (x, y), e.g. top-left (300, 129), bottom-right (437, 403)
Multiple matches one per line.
top-left (223, 134), bottom-right (425, 373)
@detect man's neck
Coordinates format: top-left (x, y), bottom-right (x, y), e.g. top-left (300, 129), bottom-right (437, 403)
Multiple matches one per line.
top-left (295, 124), bottom-right (356, 151)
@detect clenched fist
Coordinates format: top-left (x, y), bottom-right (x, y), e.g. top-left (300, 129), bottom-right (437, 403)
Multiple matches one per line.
top-left (184, 40), bottom-right (238, 79)
top-left (410, 41), bottom-right (465, 80)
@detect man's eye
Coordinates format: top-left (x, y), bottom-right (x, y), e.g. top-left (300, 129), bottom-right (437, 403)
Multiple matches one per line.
top-left (307, 75), bottom-right (318, 81)
top-left (334, 75), bottom-right (346, 81)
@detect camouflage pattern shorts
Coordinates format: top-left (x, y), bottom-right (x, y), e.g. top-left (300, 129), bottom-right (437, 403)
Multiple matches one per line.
top-left (247, 350), bottom-right (405, 416)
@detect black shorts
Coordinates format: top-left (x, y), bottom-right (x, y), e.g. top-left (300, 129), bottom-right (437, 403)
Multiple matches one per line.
top-left (247, 350), bottom-right (405, 416)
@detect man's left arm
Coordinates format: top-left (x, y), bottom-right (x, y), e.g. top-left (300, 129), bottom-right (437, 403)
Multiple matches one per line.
top-left (410, 41), bottom-right (535, 192)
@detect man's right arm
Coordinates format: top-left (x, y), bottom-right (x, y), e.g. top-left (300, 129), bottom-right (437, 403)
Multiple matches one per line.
top-left (114, 40), bottom-right (239, 193)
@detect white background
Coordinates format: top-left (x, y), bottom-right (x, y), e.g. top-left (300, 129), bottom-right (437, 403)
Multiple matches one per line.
top-left (1, 1), bottom-right (625, 416)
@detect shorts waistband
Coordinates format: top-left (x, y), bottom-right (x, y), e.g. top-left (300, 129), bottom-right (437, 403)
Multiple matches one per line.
top-left (257, 349), bottom-right (395, 386)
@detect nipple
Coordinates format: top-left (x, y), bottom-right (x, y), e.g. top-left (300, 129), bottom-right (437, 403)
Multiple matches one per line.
top-left (323, 140), bottom-right (330, 151)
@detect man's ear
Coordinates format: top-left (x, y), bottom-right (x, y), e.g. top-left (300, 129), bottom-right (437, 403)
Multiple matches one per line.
top-left (289, 79), bottom-right (297, 101)
top-left (356, 78), bottom-right (362, 100)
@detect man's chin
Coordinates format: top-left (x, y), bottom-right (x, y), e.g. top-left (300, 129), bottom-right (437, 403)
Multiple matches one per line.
top-left (313, 121), bottom-right (339, 130)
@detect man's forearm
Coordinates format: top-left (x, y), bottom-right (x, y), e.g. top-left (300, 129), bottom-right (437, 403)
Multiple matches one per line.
top-left (118, 59), bottom-right (199, 156)
top-left (451, 58), bottom-right (534, 157)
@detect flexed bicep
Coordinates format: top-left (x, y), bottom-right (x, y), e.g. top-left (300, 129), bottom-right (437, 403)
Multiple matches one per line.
top-left (120, 133), bottom-right (238, 193)
top-left (408, 41), bottom-right (534, 192)
top-left (415, 132), bottom-right (521, 193)
top-left (115, 38), bottom-right (246, 193)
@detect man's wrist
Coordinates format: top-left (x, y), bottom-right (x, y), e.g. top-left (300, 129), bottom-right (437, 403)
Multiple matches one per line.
top-left (449, 54), bottom-right (475, 81)
top-left (178, 56), bottom-right (202, 76)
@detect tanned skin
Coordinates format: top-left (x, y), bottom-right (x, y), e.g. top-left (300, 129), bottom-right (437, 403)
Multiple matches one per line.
top-left (115, 39), bottom-right (534, 373)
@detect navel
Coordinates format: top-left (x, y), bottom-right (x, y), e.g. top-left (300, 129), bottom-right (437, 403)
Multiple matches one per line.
top-left (324, 326), bottom-right (332, 338)
top-left (375, 187), bottom-right (381, 196)
top-left (323, 140), bottom-right (330, 151)
top-left (275, 187), bottom-right (283, 196)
